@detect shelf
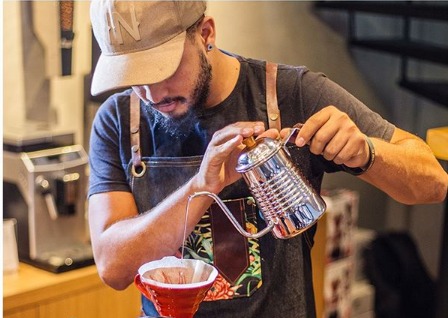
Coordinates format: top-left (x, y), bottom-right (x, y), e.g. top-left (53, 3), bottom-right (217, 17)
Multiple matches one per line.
top-left (315, 1), bottom-right (448, 21)
top-left (399, 80), bottom-right (448, 108)
top-left (350, 39), bottom-right (448, 66)
top-left (427, 126), bottom-right (448, 161)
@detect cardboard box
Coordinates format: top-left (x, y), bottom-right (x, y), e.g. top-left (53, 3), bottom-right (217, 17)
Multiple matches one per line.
top-left (312, 189), bottom-right (360, 318)
top-left (351, 281), bottom-right (375, 317)
top-left (353, 228), bottom-right (376, 282)
top-left (323, 258), bottom-right (354, 318)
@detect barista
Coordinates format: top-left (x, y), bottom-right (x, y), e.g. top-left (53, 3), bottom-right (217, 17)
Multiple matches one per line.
top-left (87, 1), bottom-right (448, 317)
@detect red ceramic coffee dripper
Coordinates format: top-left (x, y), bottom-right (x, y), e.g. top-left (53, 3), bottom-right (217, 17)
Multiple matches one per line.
top-left (134, 256), bottom-right (218, 318)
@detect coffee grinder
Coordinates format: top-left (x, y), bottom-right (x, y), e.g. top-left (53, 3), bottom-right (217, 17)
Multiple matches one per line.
top-left (3, 126), bottom-right (94, 273)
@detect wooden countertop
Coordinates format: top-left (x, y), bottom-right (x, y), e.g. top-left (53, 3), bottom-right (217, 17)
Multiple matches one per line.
top-left (3, 263), bottom-right (105, 312)
top-left (427, 126), bottom-right (448, 161)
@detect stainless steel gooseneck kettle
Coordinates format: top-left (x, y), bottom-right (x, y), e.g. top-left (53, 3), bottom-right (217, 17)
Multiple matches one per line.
top-left (189, 128), bottom-right (327, 240)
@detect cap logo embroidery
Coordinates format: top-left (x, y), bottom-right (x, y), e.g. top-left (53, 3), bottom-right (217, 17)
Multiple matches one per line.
top-left (107, 5), bottom-right (141, 45)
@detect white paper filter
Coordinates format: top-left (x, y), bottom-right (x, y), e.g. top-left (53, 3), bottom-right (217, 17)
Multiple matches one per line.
top-left (139, 256), bottom-right (218, 289)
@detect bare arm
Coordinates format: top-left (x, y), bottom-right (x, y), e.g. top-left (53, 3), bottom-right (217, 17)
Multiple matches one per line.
top-left (88, 182), bottom-right (212, 290)
top-left (88, 122), bottom-right (265, 290)
top-left (359, 128), bottom-right (448, 204)
top-left (286, 106), bottom-right (448, 205)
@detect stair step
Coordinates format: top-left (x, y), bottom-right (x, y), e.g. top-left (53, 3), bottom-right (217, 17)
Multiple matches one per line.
top-left (315, 1), bottom-right (448, 21)
top-left (349, 39), bottom-right (448, 65)
top-left (399, 80), bottom-right (448, 107)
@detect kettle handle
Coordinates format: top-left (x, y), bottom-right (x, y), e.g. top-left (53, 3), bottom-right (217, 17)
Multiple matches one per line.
top-left (189, 192), bottom-right (274, 239)
top-left (281, 124), bottom-right (303, 146)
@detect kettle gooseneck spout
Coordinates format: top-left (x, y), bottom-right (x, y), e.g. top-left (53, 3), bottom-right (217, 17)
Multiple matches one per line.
top-left (188, 191), bottom-right (275, 239)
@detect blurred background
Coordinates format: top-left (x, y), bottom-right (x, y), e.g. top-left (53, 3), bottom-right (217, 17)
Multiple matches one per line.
top-left (3, 2), bottom-right (448, 318)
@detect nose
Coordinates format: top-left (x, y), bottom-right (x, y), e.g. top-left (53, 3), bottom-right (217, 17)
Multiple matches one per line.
top-left (133, 82), bottom-right (169, 105)
top-left (147, 80), bottom-right (172, 105)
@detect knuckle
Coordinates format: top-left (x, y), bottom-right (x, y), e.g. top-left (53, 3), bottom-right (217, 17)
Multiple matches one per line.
top-left (338, 112), bottom-right (350, 122)
top-left (324, 146), bottom-right (337, 158)
top-left (346, 124), bottom-right (358, 134)
top-left (309, 143), bottom-right (324, 155)
top-left (333, 151), bottom-right (350, 165)
top-left (323, 153), bottom-right (335, 162)
top-left (313, 133), bottom-right (327, 145)
top-left (333, 156), bottom-right (345, 165)
top-left (212, 130), bottom-right (222, 139)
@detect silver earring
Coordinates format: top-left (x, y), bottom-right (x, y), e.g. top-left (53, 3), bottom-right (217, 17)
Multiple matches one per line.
top-left (207, 44), bottom-right (213, 51)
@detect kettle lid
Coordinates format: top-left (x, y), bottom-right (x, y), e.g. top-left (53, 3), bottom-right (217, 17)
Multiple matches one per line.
top-left (236, 136), bottom-right (281, 172)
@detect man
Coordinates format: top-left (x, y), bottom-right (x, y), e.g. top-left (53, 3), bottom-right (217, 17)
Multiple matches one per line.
top-left (88, 1), bottom-right (448, 317)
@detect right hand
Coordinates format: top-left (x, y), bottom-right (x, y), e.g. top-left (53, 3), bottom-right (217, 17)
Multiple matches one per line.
top-left (194, 121), bottom-right (266, 194)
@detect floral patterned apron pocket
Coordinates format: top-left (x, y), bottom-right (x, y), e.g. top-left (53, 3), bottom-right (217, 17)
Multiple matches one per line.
top-left (182, 197), bottom-right (262, 300)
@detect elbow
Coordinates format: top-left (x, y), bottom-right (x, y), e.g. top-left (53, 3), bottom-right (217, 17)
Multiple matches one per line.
top-left (95, 258), bottom-right (133, 291)
top-left (402, 176), bottom-right (448, 205)
top-left (421, 185), bottom-right (447, 204)
top-left (430, 172), bottom-right (448, 204)
top-left (432, 178), bottom-right (448, 203)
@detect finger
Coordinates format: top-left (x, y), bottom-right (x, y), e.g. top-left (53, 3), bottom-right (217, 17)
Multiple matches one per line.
top-left (331, 141), bottom-right (360, 166)
top-left (277, 127), bottom-right (296, 143)
top-left (338, 136), bottom-right (369, 168)
top-left (257, 128), bottom-right (280, 140)
top-left (210, 122), bottom-right (265, 145)
top-left (279, 128), bottom-right (291, 139)
top-left (308, 121), bottom-right (339, 155)
top-left (209, 135), bottom-right (243, 161)
top-left (321, 131), bottom-right (349, 162)
top-left (203, 135), bottom-right (243, 179)
top-left (328, 142), bottom-right (355, 165)
top-left (296, 111), bottom-right (331, 147)
top-left (231, 121), bottom-right (265, 134)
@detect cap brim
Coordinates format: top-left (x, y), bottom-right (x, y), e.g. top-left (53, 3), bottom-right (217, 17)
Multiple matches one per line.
top-left (91, 31), bottom-right (186, 96)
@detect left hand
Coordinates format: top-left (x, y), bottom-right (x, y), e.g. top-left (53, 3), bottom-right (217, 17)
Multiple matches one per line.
top-left (280, 105), bottom-right (370, 169)
top-left (196, 121), bottom-right (266, 194)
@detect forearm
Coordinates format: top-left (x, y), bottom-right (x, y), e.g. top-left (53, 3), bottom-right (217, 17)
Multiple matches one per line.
top-left (360, 135), bottom-right (448, 205)
top-left (90, 176), bottom-right (213, 290)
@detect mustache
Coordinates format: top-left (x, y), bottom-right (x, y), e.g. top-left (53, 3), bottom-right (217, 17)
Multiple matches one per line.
top-left (147, 96), bottom-right (187, 108)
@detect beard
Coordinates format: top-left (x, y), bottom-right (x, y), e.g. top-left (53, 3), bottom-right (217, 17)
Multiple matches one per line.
top-left (146, 51), bottom-right (212, 139)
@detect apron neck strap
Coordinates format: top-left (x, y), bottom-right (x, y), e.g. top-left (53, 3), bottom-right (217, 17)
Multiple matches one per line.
top-left (130, 91), bottom-right (145, 176)
top-left (266, 62), bottom-right (281, 131)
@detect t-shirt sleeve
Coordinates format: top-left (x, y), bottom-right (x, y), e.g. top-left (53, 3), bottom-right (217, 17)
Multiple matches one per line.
top-left (299, 70), bottom-right (396, 174)
top-left (301, 70), bottom-right (395, 141)
top-left (88, 96), bottom-right (131, 197)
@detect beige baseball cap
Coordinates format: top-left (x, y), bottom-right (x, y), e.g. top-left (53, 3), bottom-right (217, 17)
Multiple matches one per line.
top-left (90, 0), bottom-right (207, 96)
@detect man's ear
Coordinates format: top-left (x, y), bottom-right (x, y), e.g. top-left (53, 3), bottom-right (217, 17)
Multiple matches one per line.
top-left (199, 16), bottom-right (216, 47)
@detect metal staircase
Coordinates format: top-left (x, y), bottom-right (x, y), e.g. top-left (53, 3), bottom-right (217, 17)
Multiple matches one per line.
top-left (315, 1), bottom-right (448, 108)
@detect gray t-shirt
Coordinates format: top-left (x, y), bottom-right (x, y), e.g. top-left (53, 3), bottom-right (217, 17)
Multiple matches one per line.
top-left (89, 55), bottom-right (394, 197)
top-left (88, 55), bottom-right (394, 318)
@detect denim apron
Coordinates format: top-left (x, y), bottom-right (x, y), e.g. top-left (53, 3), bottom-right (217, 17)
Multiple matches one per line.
top-left (126, 61), bottom-right (316, 317)
top-left (127, 92), bottom-right (266, 316)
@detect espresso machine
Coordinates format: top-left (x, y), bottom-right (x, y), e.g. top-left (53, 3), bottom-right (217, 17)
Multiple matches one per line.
top-left (3, 126), bottom-right (94, 273)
